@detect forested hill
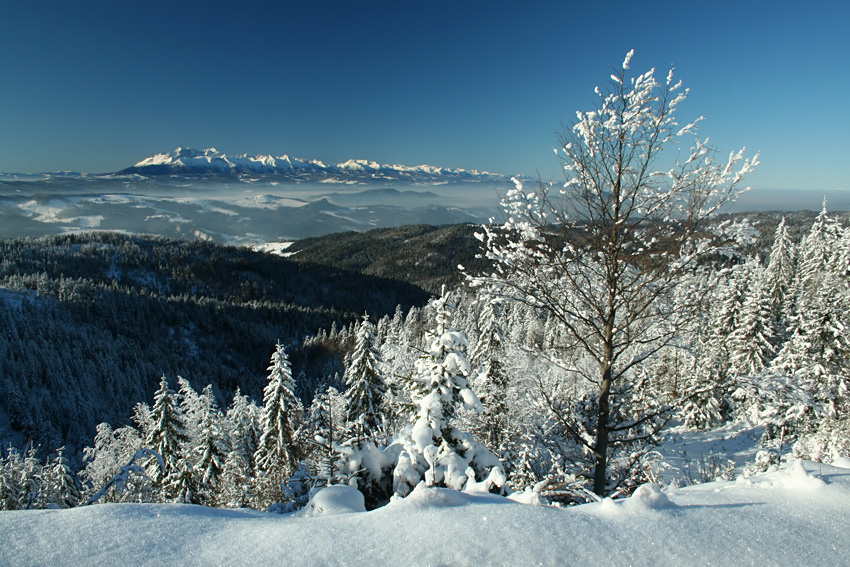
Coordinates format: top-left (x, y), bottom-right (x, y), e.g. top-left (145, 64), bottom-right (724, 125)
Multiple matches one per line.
top-left (287, 224), bottom-right (491, 294)
top-left (285, 210), bottom-right (838, 293)
top-left (0, 233), bottom-right (430, 457)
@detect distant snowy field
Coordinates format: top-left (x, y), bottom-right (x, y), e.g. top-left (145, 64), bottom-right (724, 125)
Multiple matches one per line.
top-left (3, 167), bottom-right (847, 244)
top-left (2, 460), bottom-right (848, 567)
top-left (250, 241), bottom-right (296, 257)
top-left (0, 177), bottom-right (504, 243)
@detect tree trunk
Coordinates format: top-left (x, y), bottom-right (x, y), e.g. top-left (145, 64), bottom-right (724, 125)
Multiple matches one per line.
top-left (593, 366), bottom-right (612, 496)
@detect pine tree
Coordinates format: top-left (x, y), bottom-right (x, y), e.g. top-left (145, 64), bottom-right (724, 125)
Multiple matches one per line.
top-left (393, 289), bottom-right (504, 495)
top-left (254, 342), bottom-right (302, 505)
top-left (44, 447), bottom-right (80, 508)
top-left (343, 314), bottom-right (388, 447)
top-left (146, 376), bottom-right (189, 500)
top-left (729, 261), bottom-right (776, 376)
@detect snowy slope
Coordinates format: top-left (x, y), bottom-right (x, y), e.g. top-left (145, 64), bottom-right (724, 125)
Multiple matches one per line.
top-left (2, 460), bottom-right (848, 567)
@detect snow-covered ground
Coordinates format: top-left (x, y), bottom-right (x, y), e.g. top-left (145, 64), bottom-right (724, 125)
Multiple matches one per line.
top-left (2, 459), bottom-right (848, 567)
top-left (657, 420), bottom-right (767, 484)
top-left (251, 241), bottom-right (297, 257)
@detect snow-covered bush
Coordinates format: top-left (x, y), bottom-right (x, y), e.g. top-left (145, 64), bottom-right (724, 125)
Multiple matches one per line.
top-left (793, 417), bottom-right (850, 465)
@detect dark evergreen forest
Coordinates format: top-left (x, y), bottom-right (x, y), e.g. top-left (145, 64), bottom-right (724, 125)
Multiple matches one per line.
top-left (288, 223), bottom-right (490, 294)
top-left (0, 233), bottom-right (430, 459)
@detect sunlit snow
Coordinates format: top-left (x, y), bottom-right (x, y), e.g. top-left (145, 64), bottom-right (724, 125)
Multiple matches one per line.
top-left (251, 241), bottom-right (296, 257)
top-left (1, 460), bottom-right (848, 567)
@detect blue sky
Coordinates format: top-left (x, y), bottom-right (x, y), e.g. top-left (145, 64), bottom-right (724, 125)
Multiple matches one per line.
top-left (1, 0), bottom-right (848, 193)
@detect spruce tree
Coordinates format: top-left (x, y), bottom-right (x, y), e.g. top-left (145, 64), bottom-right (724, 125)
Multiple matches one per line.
top-left (45, 447), bottom-right (80, 508)
top-left (0, 448), bottom-right (23, 510)
top-left (194, 385), bottom-right (228, 502)
top-left (307, 386), bottom-right (346, 485)
top-left (343, 314), bottom-right (388, 447)
top-left (468, 300), bottom-right (511, 454)
top-left (764, 217), bottom-right (795, 331)
top-left (254, 342), bottom-right (302, 505)
top-left (393, 290), bottom-right (504, 495)
top-left (146, 376), bottom-right (189, 500)
top-left (220, 388), bottom-right (262, 508)
top-left (729, 261), bottom-right (776, 376)
top-left (769, 206), bottom-right (849, 449)
top-left (774, 204), bottom-right (848, 383)
top-left (21, 444), bottom-right (44, 509)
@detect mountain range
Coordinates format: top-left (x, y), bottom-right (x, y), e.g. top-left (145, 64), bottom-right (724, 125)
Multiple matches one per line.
top-left (117, 147), bottom-right (513, 184)
top-left (0, 148), bottom-right (512, 243)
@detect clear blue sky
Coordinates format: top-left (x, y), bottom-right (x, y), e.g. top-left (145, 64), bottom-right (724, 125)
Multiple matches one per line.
top-left (1, 0), bottom-right (848, 192)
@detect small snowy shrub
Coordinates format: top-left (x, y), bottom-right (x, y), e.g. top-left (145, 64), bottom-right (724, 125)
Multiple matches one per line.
top-left (684, 452), bottom-right (736, 484)
top-left (743, 449), bottom-right (780, 477)
top-left (300, 484), bottom-right (366, 517)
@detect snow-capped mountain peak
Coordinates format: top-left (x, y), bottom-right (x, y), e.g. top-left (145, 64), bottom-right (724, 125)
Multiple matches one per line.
top-left (122, 148), bottom-right (512, 184)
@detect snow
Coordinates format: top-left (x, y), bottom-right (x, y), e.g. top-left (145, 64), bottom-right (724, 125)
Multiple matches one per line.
top-left (65, 215), bottom-right (104, 228)
top-left (126, 147), bottom-right (507, 183)
top-left (657, 420), bottom-right (765, 483)
top-left (251, 241), bottom-right (297, 257)
top-left (175, 198), bottom-right (240, 216)
top-left (298, 485), bottom-right (366, 517)
top-left (144, 213), bottom-right (192, 224)
top-left (2, 460), bottom-right (849, 566)
top-left (318, 178), bottom-right (362, 185)
top-left (17, 198), bottom-right (85, 223)
top-left (320, 209), bottom-right (367, 224)
top-left (232, 194), bottom-right (308, 209)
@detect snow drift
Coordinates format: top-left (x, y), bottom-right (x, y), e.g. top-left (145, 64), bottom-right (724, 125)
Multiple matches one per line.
top-left (1, 460), bottom-right (848, 567)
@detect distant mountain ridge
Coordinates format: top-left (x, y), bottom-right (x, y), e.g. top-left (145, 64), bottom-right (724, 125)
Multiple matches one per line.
top-left (119, 147), bottom-right (513, 184)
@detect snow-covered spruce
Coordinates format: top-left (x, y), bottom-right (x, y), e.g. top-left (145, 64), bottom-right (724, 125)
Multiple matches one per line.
top-left (254, 342), bottom-right (303, 508)
top-left (146, 376), bottom-right (192, 502)
top-left (343, 314), bottom-right (389, 448)
top-left (392, 290), bottom-right (505, 496)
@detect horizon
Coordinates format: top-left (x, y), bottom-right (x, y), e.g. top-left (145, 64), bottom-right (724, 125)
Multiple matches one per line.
top-left (1, 1), bottom-right (848, 194)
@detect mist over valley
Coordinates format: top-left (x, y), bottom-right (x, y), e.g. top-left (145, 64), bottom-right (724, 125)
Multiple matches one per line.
top-left (2, 148), bottom-right (844, 245)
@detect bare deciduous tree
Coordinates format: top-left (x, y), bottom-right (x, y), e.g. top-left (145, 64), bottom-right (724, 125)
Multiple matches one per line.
top-left (469, 50), bottom-right (759, 496)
